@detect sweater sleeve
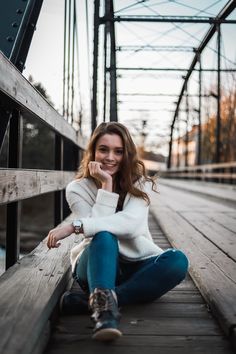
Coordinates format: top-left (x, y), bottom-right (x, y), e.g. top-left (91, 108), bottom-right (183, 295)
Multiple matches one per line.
top-left (81, 182), bottom-right (152, 240)
top-left (66, 180), bottom-right (119, 218)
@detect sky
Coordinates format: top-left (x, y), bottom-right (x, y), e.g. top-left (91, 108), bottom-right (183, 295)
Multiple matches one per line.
top-left (23, 0), bottom-right (236, 156)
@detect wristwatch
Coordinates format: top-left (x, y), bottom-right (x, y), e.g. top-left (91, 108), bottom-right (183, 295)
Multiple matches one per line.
top-left (72, 220), bottom-right (83, 234)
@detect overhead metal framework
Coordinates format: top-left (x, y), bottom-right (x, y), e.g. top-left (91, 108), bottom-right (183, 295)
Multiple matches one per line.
top-left (90, 0), bottom-right (236, 167)
top-left (167, 0), bottom-right (236, 167)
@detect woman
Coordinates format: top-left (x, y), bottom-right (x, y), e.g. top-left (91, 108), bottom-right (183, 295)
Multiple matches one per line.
top-left (47, 122), bottom-right (188, 342)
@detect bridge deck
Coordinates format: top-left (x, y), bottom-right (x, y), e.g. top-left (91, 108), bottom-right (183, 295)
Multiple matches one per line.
top-left (44, 213), bottom-right (234, 354)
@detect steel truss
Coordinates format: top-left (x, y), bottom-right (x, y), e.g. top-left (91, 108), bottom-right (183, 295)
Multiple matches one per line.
top-left (91, 0), bottom-right (236, 167)
top-left (167, 0), bottom-right (236, 167)
top-left (91, 0), bottom-right (118, 131)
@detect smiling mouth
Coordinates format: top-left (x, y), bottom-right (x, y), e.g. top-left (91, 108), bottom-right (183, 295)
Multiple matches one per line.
top-left (102, 163), bottom-right (117, 168)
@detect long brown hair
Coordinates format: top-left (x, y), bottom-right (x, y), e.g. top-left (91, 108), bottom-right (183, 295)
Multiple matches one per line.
top-left (76, 122), bottom-right (156, 208)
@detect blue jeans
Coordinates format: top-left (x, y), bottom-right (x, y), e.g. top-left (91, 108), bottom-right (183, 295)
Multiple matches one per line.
top-left (73, 231), bottom-right (189, 306)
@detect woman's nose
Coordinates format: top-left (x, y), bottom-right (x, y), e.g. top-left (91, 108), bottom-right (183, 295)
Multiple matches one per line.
top-left (106, 151), bottom-right (115, 160)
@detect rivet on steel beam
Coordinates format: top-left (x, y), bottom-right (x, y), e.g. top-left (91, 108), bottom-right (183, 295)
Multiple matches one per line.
top-left (6, 36), bottom-right (14, 42)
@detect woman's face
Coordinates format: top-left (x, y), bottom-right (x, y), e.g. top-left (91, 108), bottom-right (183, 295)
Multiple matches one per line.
top-left (95, 133), bottom-right (124, 177)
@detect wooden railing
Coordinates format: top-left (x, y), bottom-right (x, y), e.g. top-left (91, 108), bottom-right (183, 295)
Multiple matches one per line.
top-left (0, 51), bottom-right (87, 354)
top-left (0, 50), bottom-right (86, 269)
top-left (159, 162), bottom-right (236, 184)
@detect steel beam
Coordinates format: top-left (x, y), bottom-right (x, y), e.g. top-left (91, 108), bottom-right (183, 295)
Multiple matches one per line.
top-left (216, 24), bottom-right (221, 163)
top-left (185, 88), bottom-right (189, 167)
top-left (103, 9), bottom-right (108, 122)
top-left (100, 15), bottom-right (236, 24)
top-left (198, 56), bottom-right (202, 165)
top-left (0, 0), bottom-right (44, 71)
top-left (118, 93), bottom-right (210, 97)
top-left (109, 0), bottom-right (118, 121)
top-left (91, 0), bottom-right (100, 132)
top-left (116, 45), bottom-right (194, 52)
top-left (117, 67), bottom-right (236, 72)
top-left (168, 0), bottom-right (236, 168)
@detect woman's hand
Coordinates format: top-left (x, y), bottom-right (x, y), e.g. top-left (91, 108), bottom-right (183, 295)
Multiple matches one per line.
top-left (88, 161), bottom-right (112, 191)
top-left (47, 224), bottom-right (74, 249)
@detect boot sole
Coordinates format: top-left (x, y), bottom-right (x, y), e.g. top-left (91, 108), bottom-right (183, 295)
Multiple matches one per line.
top-left (92, 328), bottom-right (122, 341)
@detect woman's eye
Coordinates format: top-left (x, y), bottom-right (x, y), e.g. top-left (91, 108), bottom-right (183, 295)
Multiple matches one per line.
top-left (116, 150), bottom-right (123, 155)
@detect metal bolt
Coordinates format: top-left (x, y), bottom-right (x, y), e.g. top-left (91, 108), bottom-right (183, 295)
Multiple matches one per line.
top-left (6, 36), bottom-right (14, 42)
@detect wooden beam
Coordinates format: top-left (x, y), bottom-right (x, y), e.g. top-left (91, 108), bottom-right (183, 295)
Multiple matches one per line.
top-left (161, 173), bottom-right (236, 179)
top-left (0, 52), bottom-right (86, 148)
top-left (0, 214), bottom-right (80, 354)
top-left (0, 169), bottom-right (75, 204)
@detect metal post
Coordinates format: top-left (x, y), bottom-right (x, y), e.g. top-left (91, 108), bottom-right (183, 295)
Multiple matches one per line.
top-left (71, 0), bottom-right (76, 125)
top-left (177, 117), bottom-right (180, 167)
top-left (103, 3), bottom-right (108, 122)
top-left (185, 88), bottom-right (189, 167)
top-left (0, 106), bottom-right (10, 154)
top-left (54, 134), bottom-right (64, 226)
top-left (66, 0), bottom-right (72, 122)
top-left (63, 0), bottom-right (67, 117)
top-left (109, 0), bottom-right (118, 121)
top-left (216, 23), bottom-right (221, 163)
top-left (6, 110), bottom-right (23, 269)
top-left (91, 0), bottom-right (100, 132)
top-left (167, 123), bottom-right (174, 169)
top-left (198, 54), bottom-right (202, 165)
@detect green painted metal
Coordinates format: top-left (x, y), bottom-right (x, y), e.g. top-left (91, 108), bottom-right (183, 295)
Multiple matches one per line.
top-left (0, 0), bottom-right (28, 58)
top-left (0, 0), bottom-right (43, 71)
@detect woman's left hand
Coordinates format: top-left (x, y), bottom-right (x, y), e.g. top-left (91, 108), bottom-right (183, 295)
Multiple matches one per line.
top-left (47, 224), bottom-right (74, 249)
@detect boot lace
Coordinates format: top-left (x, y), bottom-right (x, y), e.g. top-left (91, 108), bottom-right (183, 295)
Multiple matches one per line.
top-left (90, 289), bottom-right (115, 321)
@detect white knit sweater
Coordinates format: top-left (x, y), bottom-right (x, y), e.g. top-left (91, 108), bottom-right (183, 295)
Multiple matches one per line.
top-left (66, 178), bottom-right (163, 271)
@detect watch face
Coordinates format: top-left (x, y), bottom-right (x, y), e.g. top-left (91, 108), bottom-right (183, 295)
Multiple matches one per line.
top-left (73, 220), bottom-right (82, 228)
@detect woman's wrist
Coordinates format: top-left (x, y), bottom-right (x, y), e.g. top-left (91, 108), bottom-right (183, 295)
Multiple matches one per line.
top-left (101, 178), bottom-right (113, 192)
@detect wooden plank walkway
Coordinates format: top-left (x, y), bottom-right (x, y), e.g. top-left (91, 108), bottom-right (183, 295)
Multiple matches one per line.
top-left (150, 179), bottom-right (236, 349)
top-left (44, 214), bottom-right (234, 354)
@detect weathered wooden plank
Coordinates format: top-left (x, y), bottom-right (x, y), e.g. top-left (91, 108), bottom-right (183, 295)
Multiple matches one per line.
top-left (52, 313), bottom-right (221, 336)
top-left (181, 211), bottom-right (236, 261)
top-left (0, 52), bottom-right (86, 148)
top-left (154, 183), bottom-right (234, 213)
top-left (122, 302), bottom-right (210, 318)
top-left (0, 169), bottom-right (75, 204)
top-left (0, 214), bottom-right (79, 354)
top-left (156, 290), bottom-right (204, 304)
top-left (207, 212), bottom-right (236, 234)
top-left (45, 335), bottom-right (233, 354)
top-left (151, 203), bottom-right (236, 336)
top-left (158, 178), bottom-right (236, 206)
top-left (53, 316), bottom-right (222, 336)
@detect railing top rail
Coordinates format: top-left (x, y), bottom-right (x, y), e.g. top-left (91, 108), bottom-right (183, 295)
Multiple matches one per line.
top-left (167, 161), bottom-right (236, 171)
top-left (0, 51), bottom-right (86, 149)
top-left (0, 168), bottom-right (75, 205)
